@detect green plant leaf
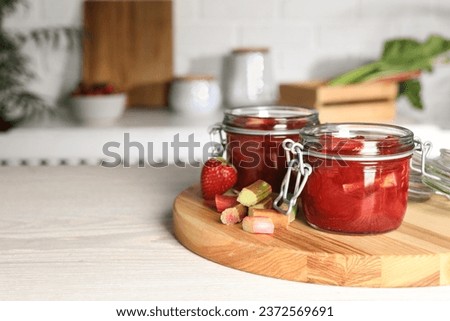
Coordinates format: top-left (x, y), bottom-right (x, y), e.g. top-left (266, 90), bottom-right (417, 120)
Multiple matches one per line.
top-left (331, 35), bottom-right (450, 86)
top-left (399, 79), bottom-right (423, 109)
top-left (329, 34), bottom-right (450, 110)
top-left (0, 0), bottom-right (26, 16)
top-left (1, 1), bottom-right (81, 121)
top-left (379, 35), bottom-right (450, 72)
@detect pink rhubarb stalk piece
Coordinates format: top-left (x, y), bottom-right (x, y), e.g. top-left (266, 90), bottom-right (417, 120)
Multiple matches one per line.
top-left (242, 216), bottom-right (275, 234)
top-left (249, 208), bottom-right (291, 228)
top-left (215, 194), bottom-right (238, 213)
top-left (220, 204), bottom-right (247, 225)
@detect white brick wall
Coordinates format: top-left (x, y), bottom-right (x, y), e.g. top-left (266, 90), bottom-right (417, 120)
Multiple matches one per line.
top-left (282, 0), bottom-right (360, 20)
top-left (2, 0), bottom-right (450, 125)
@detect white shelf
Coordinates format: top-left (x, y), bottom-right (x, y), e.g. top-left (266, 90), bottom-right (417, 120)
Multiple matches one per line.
top-left (0, 109), bottom-right (448, 166)
top-left (0, 109), bottom-right (222, 166)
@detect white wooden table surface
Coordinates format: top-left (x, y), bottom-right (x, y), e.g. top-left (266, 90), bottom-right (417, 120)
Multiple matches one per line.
top-left (1, 165), bottom-right (449, 300)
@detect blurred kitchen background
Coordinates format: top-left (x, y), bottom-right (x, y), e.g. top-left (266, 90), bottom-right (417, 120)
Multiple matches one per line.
top-left (0, 0), bottom-right (449, 166)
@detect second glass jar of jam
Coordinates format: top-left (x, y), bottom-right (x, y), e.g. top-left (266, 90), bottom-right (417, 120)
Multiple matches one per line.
top-left (298, 123), bottom-right (415, 234)
top-left (219, 106), bottom-right (319, 191)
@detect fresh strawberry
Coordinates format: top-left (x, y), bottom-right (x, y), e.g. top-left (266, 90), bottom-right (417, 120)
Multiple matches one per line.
top-left (201, 157), bottom-right (237, 200)
top-left (215, 194), bottom-right (238, 212)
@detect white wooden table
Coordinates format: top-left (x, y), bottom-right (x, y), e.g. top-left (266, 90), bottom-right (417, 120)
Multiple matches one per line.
top-left (1, 165), bottom-right (449, 300)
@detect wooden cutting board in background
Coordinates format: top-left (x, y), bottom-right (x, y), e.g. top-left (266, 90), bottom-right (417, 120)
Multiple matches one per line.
top-left (83, 0), bottom-right (173, 108)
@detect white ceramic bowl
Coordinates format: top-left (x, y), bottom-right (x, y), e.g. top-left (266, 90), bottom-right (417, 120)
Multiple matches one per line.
top-left (69, 93), bottom-right (127, 126)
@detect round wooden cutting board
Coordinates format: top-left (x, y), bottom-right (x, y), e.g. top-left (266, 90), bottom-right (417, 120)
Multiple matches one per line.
top-left (173, 185), bottom-right (450, 288)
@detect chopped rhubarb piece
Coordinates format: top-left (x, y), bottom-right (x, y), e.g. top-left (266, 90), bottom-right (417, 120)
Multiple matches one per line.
top-left (215, 194), bottom-right (238, 213)
top-left (248, 196), bottom-right (273, 216)
top-left (249, 208), bottom-right (291, 228)
top-left (342, 182), bottom-right (363, 193)
top-left (220, 204), bottom-right (247, 225)
top-left (234, 117), bottom-right (277, 130)
top-left (380, 172), bottom-right (397, 188)
top-left (242, 216), bottom-right (274, 234)
top-left (279, 202), bottom-right (297, 223)
top-left (237, 180), bottom-right (272, 207)
top-left (320, 134), bottom-right (364, 155)
top-left (377, 135), bottom-right (401, 155)
top-left (245, 117), bottom-right (277, 130)
top-left (343, 171), bottom-right (398, 193)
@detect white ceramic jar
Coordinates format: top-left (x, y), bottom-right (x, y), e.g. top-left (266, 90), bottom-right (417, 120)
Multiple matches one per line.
top-left (169, 75), bottom-right (222, 116)
top-left (223, 48), bottom-right (277, 108)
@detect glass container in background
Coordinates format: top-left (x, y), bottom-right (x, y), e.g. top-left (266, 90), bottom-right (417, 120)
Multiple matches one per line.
top-left (211, 106), bottom-right (319, 192)
top-left (223, 48), bottom-right (277, 108)
top-left (410, 146), bottom-right (450, 200)
top-left (169, 75), bottom-right (222, 116)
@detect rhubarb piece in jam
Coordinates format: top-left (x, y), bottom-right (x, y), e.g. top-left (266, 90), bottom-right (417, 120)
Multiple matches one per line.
top-left (319, 134), bottom-right (365, 155)
top-left (377, 135), bottom-right (401, 155)
top-left (223, 106), bottom-right (319, 192)
top-left (299, 123), bottom-right (415, 234)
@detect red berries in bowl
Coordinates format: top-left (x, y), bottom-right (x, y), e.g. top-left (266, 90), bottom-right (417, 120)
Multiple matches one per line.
top-left (69, 83), bottom-right (127, 126)
top-left (72, 83), bottom-right (119, 96)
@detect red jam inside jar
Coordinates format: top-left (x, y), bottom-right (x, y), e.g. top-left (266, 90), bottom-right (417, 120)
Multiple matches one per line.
top-left (299, 123), bottom-right (415, 234)
top-left (222, 106), bottom-right (319, 191)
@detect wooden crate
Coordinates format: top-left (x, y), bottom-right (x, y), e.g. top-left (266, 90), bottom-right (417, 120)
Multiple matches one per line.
top-left (279, 81), bottom-right (398, 123)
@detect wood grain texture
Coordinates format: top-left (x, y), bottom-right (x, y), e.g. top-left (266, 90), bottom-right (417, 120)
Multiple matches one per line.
top-left (174, 185), bottom-right (450, 288)
top-left (315, 101), bottom-right (396, 123)
top-left (278, 81), bottom-right (397, 123)
top-left (83, 0), bottom-right (173, 107)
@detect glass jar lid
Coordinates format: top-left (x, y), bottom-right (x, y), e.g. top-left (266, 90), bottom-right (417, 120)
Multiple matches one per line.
top-left (299, 123), bottom-right (415, 161)
top-left (223, 106), bottom-right (319, 135)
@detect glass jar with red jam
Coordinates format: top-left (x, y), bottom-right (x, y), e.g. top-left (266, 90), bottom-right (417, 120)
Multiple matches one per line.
top-left (219, 106), bottom-right (319, 191)
top-left (298, 123), bottom-right (415, 234)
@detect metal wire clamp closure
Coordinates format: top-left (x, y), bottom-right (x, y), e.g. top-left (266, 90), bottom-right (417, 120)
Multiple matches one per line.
top-left (274, 139), bottom-right (312, 215)
top-left (411, 139), bottom-right (440, 181)
top-left (208, 123), bottom-right (226, 157)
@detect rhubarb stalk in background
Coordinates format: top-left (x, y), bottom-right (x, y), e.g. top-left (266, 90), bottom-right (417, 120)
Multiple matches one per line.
top-left (329, 35), bottom-right (450, 109)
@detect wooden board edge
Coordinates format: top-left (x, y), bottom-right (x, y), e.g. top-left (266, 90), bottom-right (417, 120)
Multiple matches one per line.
top-left (172, 186), bottom-right (450, 288)
top-left (279, 81), bottom-right (398, 106)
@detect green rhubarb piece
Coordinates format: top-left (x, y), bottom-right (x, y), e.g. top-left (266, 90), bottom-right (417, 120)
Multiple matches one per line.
top-left (237, 180), bottom-right (272, 207)
top-left (248, 196), bottom-right (273, 216)
top-left (280, 202), bottom-right (297, 223)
